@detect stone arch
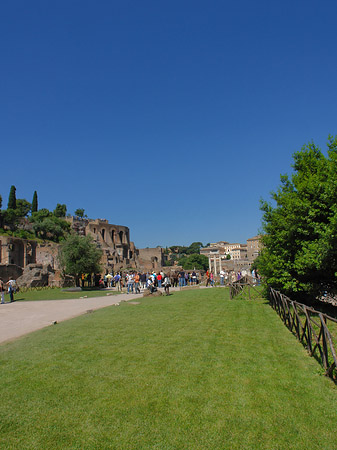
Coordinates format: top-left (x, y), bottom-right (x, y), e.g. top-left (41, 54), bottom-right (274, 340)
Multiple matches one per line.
top-left (119, 231), bottom-right (124, 244)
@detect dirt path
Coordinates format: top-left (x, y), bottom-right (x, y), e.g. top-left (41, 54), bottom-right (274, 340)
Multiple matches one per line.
top-left (0, 293), bottom-right (143, 345)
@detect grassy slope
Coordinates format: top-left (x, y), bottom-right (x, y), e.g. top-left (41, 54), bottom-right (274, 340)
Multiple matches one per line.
top-left (0, 289), bottom-right (336, 450)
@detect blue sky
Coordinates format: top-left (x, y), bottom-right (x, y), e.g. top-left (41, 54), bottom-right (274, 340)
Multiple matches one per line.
top-left (1, 0), bottom-right (337, 248)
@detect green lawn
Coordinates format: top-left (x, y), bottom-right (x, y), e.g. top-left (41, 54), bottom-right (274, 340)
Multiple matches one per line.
top-left (8, 287), bottom-right (118, 302)
top-left (0, 289), bottom-right (336, 449)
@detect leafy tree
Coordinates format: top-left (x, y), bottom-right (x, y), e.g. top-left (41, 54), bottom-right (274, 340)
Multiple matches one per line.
top-left (32, 191), bottom-right (38, 213)
top-left (16, 199), bottom-right (31, 217)
top-left (259, 136), bottom-right (337, 301)
top-left (59, 235), bottom-right (102, 283)
top-left (179, 254), bottom-right (209, 270)
top-left (30, 208), bottom-right (51, 222)
top-left (35, 217), bottom-right (70, 242)
top-left (2, 208), bottom-right (20, 231)
top-left (8, 186), bottom-right (16, 209)
top-left (54, 203), bottom-right (67, 217)
top-left (186, 242), bottom-right (203, 255)
top-left (30, 209), bottom-right (70, 242)
top-left (74, 208), bottom-right (86, 218)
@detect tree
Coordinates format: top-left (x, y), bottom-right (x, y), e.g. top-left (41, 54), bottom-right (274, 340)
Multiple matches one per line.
top-left (74, 208), bottom-right (86, 218)
top-left (59, 235), bottom-right (102, 283)
top-left (2, 208), bottom-right (20, 231)
top-left (54, 203), bottom-right (67, 217)
top-left (259, 136), bottom-right (337, 301)
top-left (30, 208), bottom-right (70, 242)
top-left (32, 191), bottom-right (38, 213)
top-left (179, 254), bottom-right (209, 270)
top-left (8, 186), bottom-right (16, 209)
top-left (186, 242), bottom-right (204, 255)
top-left (16, 199), bottom-right (31, 217)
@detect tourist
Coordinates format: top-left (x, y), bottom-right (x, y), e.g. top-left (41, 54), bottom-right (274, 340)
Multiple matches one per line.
top-left (178, 270), bottom-right (185, 287)
top-left (114, 272), bottom-right (121, 291)
top-left (163, 274), bottom-right (171, 296)
top-left (127, 273), bottom-right (134, 294)
top-left (157, 272), bottom-right (162, 288)
top-left (6, 279), bottom-right (15, 302)
top-left (140, 272), bottom-right (146, 289)
top-left (0, 278), bottom-right (5, 304)
top-left (191, 271), bottom-right (197, 285)
top-left (147, 277), bottom-right (156, 294)
top-left (206, 270), bottom-right (211, 287)
top-left (134, 272), bottom-right (141, 294)
top-left (220, 270), bottom-right (225, 285)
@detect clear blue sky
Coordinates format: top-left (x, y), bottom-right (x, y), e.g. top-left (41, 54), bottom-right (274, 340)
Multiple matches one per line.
top-left (1, 0), bottom-right (337, 248)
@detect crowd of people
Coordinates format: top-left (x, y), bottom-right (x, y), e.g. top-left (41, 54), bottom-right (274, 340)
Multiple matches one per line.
top-left (0, 267), bottom-right (261, 304)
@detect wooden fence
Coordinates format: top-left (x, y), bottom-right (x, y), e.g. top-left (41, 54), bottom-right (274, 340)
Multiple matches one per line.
top-left (269, 287), bottom-right (337, 380)
top-left (229, 276), bottom-right (261, 300)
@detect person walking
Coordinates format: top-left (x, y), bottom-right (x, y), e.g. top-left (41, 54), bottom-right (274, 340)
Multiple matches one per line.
top-left (6, 279), bottom-right (15, 302)
top-left (206, 270), bottom-right (211, 287)
top-left (163, 274), bottom-right (171, 296)
top-left (114, 273), bottom-right (121, 291)
top-left (0, 278), bottom-right (5, 304)
top-left (157, 273), bottom-right (162, 288)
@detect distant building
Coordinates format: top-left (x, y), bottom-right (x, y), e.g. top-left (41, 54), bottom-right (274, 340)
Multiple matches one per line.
top-left (200, 236), bottom-right (261, 274)
top-left (247, 235), bottom-right (262, 260)
top-left (67, 217), bottom-right (138, 271)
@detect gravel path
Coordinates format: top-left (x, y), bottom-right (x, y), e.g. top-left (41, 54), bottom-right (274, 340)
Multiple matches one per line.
top-left (0, 293), bottom-right (143, 345)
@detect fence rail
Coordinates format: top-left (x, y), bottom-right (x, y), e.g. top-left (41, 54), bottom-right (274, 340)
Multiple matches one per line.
top-left (229, 277), bottom-right (261, 300)
top-left (269, 288), bottom-right (337, 380)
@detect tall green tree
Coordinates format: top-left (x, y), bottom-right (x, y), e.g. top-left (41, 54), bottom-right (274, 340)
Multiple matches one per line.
top-left (259, 136), bottom-right (337, 301)
top-left (32, 191), bottom-right (38, 213)
top-left (54, 203), bottom-right (67, 217)
top-left (30, 209), bottom-right (70, 242)
top-left (16, 199), bottom-right (31, 217)
top-left (74, 208), bottom-right (86, 218)
top-left (59, 235), bottom-right (102, 282)
top-left (179, 254), bottom-right (209, 270)
top-left (8, 186), bottom-right (16, 209)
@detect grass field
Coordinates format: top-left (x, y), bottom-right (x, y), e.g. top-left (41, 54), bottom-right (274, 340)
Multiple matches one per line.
top-left (6, 287), bottom-right (118, 302)
top-left (0, 288), bottom-right (336, 449)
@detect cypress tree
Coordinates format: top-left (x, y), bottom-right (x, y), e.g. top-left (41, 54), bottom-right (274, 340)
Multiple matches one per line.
top-left (32, 191), bottom-right (38, 213)
top-left (8, 185), bottom-right (16, 209)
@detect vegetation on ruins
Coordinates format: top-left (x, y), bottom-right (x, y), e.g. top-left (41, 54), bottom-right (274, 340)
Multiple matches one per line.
top-left (179, 253), bottom-right (209, 270)
top-left (74, 208), bottom-right (87, 218)
top-left (58, 234), bottom-right (102, 282)
top-left (53, 203), bottom-right (67, 217)
top-left (164, 242), bottom-right (205, 267)
top-left (30, 209), bottom-right (71, 242)
top-left (0, 289), bottom-right (336, 449)
top-left (259, 135), bottom-right (337, 302)
top-left (0, 187), bottom-right (72, 242)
